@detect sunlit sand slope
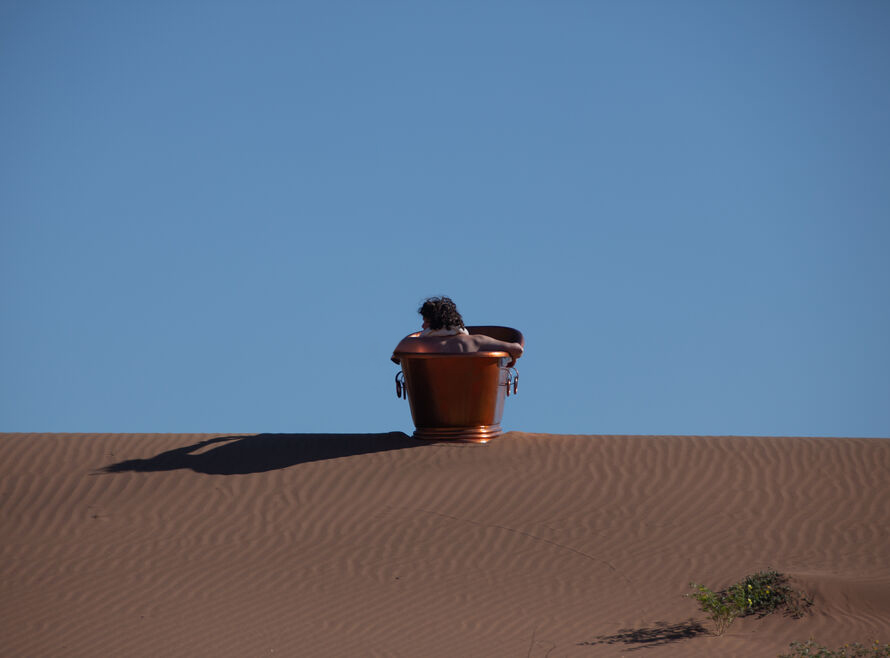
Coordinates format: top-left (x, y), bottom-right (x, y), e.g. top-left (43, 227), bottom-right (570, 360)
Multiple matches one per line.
top-left (1, 432), bottom-right (888, 656)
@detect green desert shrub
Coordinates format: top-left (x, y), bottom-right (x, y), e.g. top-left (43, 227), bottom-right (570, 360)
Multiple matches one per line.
top-left (687, 569), bottom-right (812, 635)
top-left (686, 582), bottom-right (743, 635)
top-left (779, 639), bottom-right (890, 657)
top-left (736, 569), bottom-right (813, 618)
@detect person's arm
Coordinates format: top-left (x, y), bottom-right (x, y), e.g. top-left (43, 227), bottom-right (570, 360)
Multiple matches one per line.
top-left (504, 342), bottom-right (522, 367)
top-left (470, 336), bottom-right (523, 366)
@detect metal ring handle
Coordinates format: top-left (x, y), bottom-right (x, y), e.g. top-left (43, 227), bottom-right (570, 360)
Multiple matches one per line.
top-left (504, 367), bottom-right (519, 397)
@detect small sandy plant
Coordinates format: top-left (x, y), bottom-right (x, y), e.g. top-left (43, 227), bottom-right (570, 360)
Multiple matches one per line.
top-left (779, 639), bottom-right (890, 657)
top-left (686, 582), bottom-right (745, 635)
top-left (687, 569), bottom-right (811, 636)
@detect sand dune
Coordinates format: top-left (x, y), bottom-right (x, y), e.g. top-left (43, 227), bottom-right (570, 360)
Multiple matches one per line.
top-left (1, 432), bottom-right (887, 656)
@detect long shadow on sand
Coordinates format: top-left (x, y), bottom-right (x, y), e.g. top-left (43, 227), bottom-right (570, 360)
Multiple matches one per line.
top-left (100, 432), bottom-right (420, 475)
top-left (578, 620), bottom-right (708, 651)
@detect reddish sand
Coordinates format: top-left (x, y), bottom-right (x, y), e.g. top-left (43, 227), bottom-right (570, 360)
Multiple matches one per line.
top-left (1, 432), bottom-right (888, 657)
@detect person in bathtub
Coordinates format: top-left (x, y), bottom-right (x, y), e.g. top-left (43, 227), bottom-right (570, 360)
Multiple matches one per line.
top-left (415, 296), bottom-right (523, 366)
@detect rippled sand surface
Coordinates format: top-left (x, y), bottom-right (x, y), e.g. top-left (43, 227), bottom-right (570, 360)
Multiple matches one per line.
top-left (1, 432), bottom-right (888, 656)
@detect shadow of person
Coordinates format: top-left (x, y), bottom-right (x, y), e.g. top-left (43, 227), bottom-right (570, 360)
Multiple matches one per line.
top-left (100, 432), bottom-right (419, 475)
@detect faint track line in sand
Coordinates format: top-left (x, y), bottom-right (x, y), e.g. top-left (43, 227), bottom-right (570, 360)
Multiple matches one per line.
top-left (412, 506), bottom-right (634, 585)
top-left (526, 625), bottom-right (557, 658)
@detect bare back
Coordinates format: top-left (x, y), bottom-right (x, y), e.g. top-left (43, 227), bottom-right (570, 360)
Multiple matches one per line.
top-left (397, 333), bottom-right (523, 366)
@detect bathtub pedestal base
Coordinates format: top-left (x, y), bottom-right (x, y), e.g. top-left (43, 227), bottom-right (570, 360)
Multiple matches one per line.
top-left (413, 424), bottom-right (503, 443)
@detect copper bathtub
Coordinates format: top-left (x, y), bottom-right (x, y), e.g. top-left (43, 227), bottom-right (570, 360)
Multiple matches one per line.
top-left (391, 326), bottom-right (524, 443)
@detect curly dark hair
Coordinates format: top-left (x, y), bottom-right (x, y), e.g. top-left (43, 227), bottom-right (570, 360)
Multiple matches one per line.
top-left (418, 296), bottom-right (465, 330)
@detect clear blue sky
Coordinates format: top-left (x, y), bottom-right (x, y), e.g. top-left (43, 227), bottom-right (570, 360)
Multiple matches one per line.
top-left (2, 1), bottom-right (888, 437)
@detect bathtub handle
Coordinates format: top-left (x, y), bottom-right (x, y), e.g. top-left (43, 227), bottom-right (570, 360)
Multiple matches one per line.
top-left (505, 368), bottom-right (519, 397)
top-left (395, 371), bottom-right (407, 399)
